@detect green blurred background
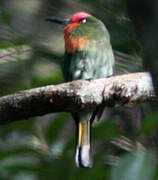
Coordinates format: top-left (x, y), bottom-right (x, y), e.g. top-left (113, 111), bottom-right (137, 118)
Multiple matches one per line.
top-left (0, 0), bottom-right (157, 179)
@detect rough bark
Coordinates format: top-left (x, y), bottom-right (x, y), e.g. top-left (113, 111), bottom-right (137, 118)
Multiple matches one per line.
top-left (0, 72), bottom-right (155, 125)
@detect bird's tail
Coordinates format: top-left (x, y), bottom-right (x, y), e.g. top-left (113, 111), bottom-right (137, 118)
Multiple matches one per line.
top-left (75, 119), bottom-right (93, 168)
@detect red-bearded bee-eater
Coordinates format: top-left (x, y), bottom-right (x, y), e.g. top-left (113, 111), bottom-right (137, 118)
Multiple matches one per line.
top-left (46, 12), bottom-right (115, 168)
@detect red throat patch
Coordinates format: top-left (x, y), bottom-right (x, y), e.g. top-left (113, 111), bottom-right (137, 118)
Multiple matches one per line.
top-left (64, 23), bottom-right (90, 53)
top-left (64, 12), bottom-right (91, 53)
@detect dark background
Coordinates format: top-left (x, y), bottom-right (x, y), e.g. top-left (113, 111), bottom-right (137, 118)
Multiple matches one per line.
top-left (0, 0), bottom-right (157, 179)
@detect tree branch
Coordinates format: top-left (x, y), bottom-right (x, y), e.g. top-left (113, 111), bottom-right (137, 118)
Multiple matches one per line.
top-left (0, 72), bottom-right (155, 125)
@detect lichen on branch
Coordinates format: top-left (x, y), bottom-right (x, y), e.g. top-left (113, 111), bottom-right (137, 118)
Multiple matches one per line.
top-left (0, 72), bottom-right (155, 125)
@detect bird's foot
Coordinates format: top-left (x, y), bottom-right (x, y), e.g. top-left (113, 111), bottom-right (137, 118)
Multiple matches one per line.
top-left (86, 78), bottom-right (93, 82)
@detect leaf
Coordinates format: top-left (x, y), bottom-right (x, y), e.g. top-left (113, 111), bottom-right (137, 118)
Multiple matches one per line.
top-left (111, 152), bottom-right (156, 180)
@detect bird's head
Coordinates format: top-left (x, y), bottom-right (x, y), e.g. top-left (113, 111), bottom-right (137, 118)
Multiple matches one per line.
top-left (46, 12), bottom-right (109, 53)
top-left (46, 12), bottom-right (90, 28)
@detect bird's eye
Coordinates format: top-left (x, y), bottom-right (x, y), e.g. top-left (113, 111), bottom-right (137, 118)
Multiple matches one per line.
top-left (79, 18), bottom-right (87, 24)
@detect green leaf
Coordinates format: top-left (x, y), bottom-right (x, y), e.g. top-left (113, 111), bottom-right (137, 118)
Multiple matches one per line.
top-left (111, 152), bottom-right (156, 180)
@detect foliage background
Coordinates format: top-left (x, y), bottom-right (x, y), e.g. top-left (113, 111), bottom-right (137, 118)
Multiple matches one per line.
top-left (0, 0), bottom-right (157, 179)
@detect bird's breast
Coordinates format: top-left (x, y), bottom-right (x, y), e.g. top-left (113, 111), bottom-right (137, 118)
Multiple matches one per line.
top-left (64, 34), bottom-right (90, 53)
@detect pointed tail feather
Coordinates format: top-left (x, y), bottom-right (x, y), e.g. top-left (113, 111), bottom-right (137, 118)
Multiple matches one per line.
top-left (75, 120), bottom-right (93, 168)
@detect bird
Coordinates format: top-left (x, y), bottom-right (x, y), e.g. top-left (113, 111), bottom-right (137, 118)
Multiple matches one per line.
top-left (46, 12), bottom-right (115, 168)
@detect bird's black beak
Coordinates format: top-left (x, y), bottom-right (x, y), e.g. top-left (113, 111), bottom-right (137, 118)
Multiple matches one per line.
top-left (45, 17), bottom-right (71, 25)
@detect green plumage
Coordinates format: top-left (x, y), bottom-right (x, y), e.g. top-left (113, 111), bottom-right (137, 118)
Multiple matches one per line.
top-left (62, 16), bottom-right (114, 81)
top-left (62, 15), bottom-right (115, 168)
top-left (46, 12), bottom-right (114, 168)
